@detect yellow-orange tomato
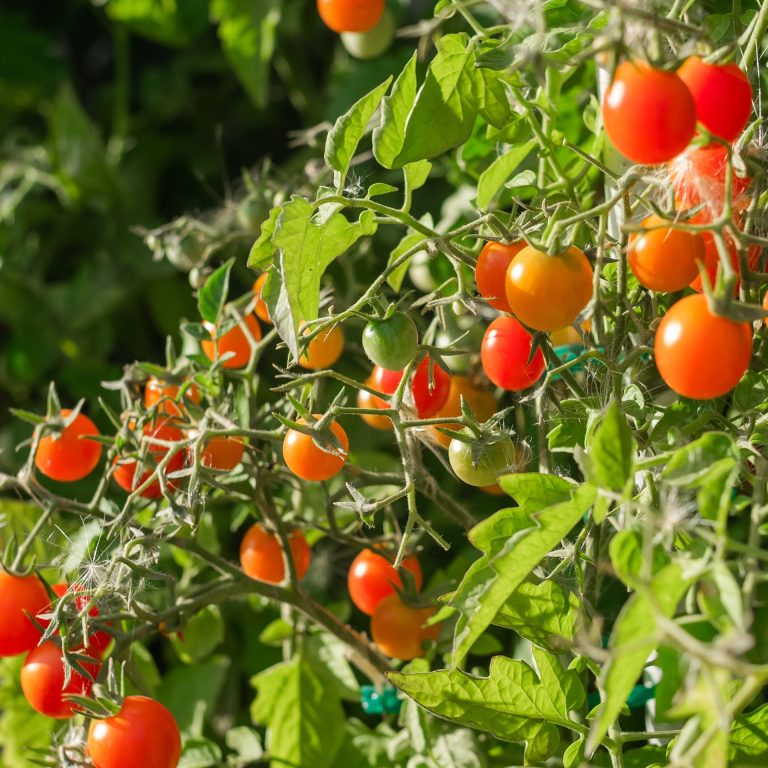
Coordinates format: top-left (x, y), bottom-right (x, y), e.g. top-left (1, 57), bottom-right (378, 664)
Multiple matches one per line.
top-left (357, 379), bottom-right (393, 431)
top-left (763, 291), bottom-right (768, 327)
top-left (144, 376), bottom-right (201, 419)
top-left (240, 523), bottom-right (311, 583)
top-left (201, 314), bottom-right (262, 369)
top-left (475, 241), bottom-right (525, 312)
top-left (252, 273), bottom-right (272, 324)
top-left (283, 417), bottom-right (349, 481)
top-left (428, 376), bottom-right (497, 447)
top-left (317, 0), bottom-right (384, 33)
top-left (299, 325), bottom-right (344, 370)
top-left (628, 216), bottom-right (705, 292)
top-left (190, 434), bottom-right (245, 471)
top-left (505, 245), bottom-right (593, 332)
top-left (550, 320), bottom-right (591, 347)
top-left (34, 410), bottom-right (102, 483)
top-left (370, 594), bottom-right (440, 660)
top-left (481, 483), bottom-right (505, 496)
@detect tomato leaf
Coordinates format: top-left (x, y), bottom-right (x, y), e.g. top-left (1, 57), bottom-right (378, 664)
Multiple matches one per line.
top-left (579, 400), bottom-right (636, 494)
top-left (373, 52), bottom-right (418, 169)
top-left (476, 139), bottom-right (536, 210)
top-left (730, 704), bottom-right (768, 764)
top-left (197, 259), bottom-right (233, 325)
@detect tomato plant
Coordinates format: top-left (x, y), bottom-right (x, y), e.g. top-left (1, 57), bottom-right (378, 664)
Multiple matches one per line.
top-left (201, 314), bottom-right (262, 370)
top-left (34, 410), bottom-right (102, 483)
top-left (370, 595), bottom-right (439, 660)
top-left (480, 316), bottom-right (545, 391)
top-left (144, 377), bottom-right (201, 419)
top-left (410, 356), bottom-right (451, 418)
top-left (282, 417), bottom-right (348, 481)
top-left (240, 524), bottom-right (312, 584)
top-left (474, 241), bottom-right (524, 312)
top-left (362, 313), bottom-right (419, 371)
top-left (299, 325), bottom-right (345, 370)
top-left (448, 434), bottom-right (525, 487)
top-left (347, 548), bottom-right (422, 616)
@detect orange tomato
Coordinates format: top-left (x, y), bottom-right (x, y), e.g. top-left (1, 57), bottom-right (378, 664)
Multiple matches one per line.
top-left (357, 379), bottom-right (393, 431)
top-left (201, 314), bottom-right (262, 369)
top-left (347, 549), bottom-right (423, 616)
top-left (240, 523), bottom-right (311, 583)
top-left (317, 0), bottom-right (384, 33)
top-left (428, 376), bottom-right (497, 447)
top-left (144, 376), bottom-right (200, 419)
top-left (282, 417), bottom-right (349, 481)
top-left (252, 273), bottom-right (272, 324)
top-left (190, 434), bottom-right (245, 471)
top-left (34, 410), bottom-right (102, 483)
top-left (370, 594), bottom-right (440, 660)
top-left (475, 241), bottom-right (525, 312)
top-left (299, 325), bottom-right (344, 370)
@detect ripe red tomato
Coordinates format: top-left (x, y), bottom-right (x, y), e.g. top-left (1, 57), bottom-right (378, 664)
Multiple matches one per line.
top-left (298, 325), bottom-right (344, 370)
top-left (370, 365), bottom-right (403, 395)
top-left (189, 434), bottom-right (245, 471)
top-left (504, 245), bottom-right (592, 331)
top-left (429, 376), bottom-right (497, 447)
top-left (113, 420), bottom-right (185, 499)
top-left (603, 61), bottom-right (696, 164)
top-left (144, 377), bottom-right (200, 419)
top-left (410, 357), bottom-right (451, 418)
top-left (87, 695), bottom-right (181, 768)
top-left (201, 314), bottom-right (262, 369)
top-left (21, 641), bottom-right (99, 718)
top-left (317, 0), bottom-right (384, 33)
top-left (475, 241), bottom-right (525, 312)
top-left (481, 317), bottom-right (545, 391)
top-left (252, 273), bottom-right (272, 324)
top-left (357, 379), bottom-right (394, 431)
top-left (34, 409), bottom-right (102, 483)
top-left (0, 572), bottom-right (50, 657)
top-left (240, 523), bottom-right (311, 583)
top-left (654, 293), bottom-right (751, 399)
top-left (370, 594), bottom-right (439, 660)
top-left (347, 549), bottom-right (423, 616)
top-left (628, 216), bottom-right (705, 292)
top-left (677, 56), bottom-right (752, 142)
top-left (282, 417), bottom-right (349, 481)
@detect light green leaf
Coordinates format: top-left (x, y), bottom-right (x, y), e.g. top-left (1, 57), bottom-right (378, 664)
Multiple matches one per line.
top-left (608, 530), bottom-right (669, 589)
top-left (450, 482), bottom-right (595, 664)
top-left (367, 183), bottom-right (398, 198)
top-left (662, 432), bottom-right (739, 486)
top-left (325, 77), bottom-right (392, 182)
top-left (211, 0), bottom-right (281, 108)
top-left (583, 401), bottom-right (636, 493)
top-left (305, 632), bottom-right (361, 701)
top-left (476, 140), bottom-right (536, 209)
top-left (104, 0), bottom-right (208, 46)
top-left (252, 655), bottom-right (345, 768)
top-left (404, 160), bottom-right (432, 194)
top-left (497, 471), bottom-right (575, 511)
top-left (171, 605), bottom-right (225, 664)
top-left (386, 231), bottom-right (425, 292)
top-left (730, 704), bottom-right (768, 764)
top-left (179, 738), bottom-right (223, 768)
top-left (248, 205), bottom-right (282, 269)
top-left (197, 259), bottom-right (233, 324)
top-left (373, 52), bottom-right (418, 168)
top-left (225, 727), bottom-right (264, 763)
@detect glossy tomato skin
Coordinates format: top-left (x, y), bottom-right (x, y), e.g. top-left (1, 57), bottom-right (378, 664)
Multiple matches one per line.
top-left (475, 241), bottom-right (525, 312)
top-left (340, 8), bottom-right (394, 59)
top-left (480, 317), bottom-right (545, 391)
top-left (317, 0), bottom-right (384, 32)
top-left (240, 524), bottom-right (311, 583)
top-left (299, 326), bottom-right (344, 370)
top-left (113, 420), bottom-right (185, 499)
top-left (677, 56), bottom-right (752, 142)
top-left (362, 313), bottom-right (418, 371)
top-left (252, 273), bottom-right (272, 324)
top-left (201, 314), bottom-right (262, 369)
top-left (189, 434), bottom-right (245, 471)
top-left (21, 641), bottom-right (99, 718)
top-left (370, 594), bottom-right (439, 660)
top-left (347, 549), bottom-right (422, 616)
top-left (370, 365), bottom-right (403, 395)
top-left (654, 294), bottom-right (751, 399)
top-left (505, 245), bottom-right (592, 332)
top-left (429, 376), bottom-right (497, 447)
top-left (144, 377), bottom-right (200, 419)
top-left (282, 417), bottom-right (348, 481)
top-left (34, 410), bottom-right (102, 483)
top-left (0, 573), bottom-right (50, 657)
top-left (410, 357), bottom-right (451, 418)
top-left (628, 216), bottom-right (705, 292)
top-left (448, 435), bottom-right (525, 487)
top-left (358, 380), bottom-right (393, 431)
top-left (87, 696), bottom-right (181, 768)
top-left (603, 61), bottom-right (696, 164)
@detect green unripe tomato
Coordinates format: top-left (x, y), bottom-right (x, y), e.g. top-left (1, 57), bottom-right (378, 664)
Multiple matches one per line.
top-left (448, 434), bottom-right (521, 487)
top-left (340, 9), bottom-right (395, 60)
top-left (362, 313), bottom-right (419, 371)
top-left (237, 194), bottom-right (268, 233)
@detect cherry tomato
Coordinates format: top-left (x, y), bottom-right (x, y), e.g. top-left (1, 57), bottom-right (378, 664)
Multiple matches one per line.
top-left (340, 8), bottom-right (394, 59)
top-left (481, 483), bottom-right (505, 496)
top-left (549, 325), bottom-right (582, 347)
top-left (448, 434), bottom-right (523, 487)
top-left (358, 379), bottom-right (393, 431)
top-left (628, 216), bottom-right (705, 292)
top-left (654, 293), bottom-right (751, 399)
top-left (475, 241), bottom-right (525, 312)
top-left (677, 56), bottom-right (752, 142)
top-left (410, 357), bottom-right (451, 418)
top-left (671, 145), bottom-right (752, 215)
top-left (504, 245), bottom-right (593, 331)
top-left (603, 61), bottom-right (696, 164)
top-left (0, 572), bottom-right (50, 657)
top-left (34, 409), bottom-right (102, 483)
top-left (362, 313), bottom-right (419, 371)
top-left (188, 434), bottom-right (245, 471)
top-left (144, 377), bottom-right (200, 419)
top-left (370, 365), bottom-right (404, 395)
top-left (240, 523), bottom-right (311, 583)
top-left (282, 417), bottom-right (348, 481)
top-left (370, 594), bottom-right (439, 660)
top-left (252, 273), bottom-right (272, 324)
top-left (481, 317), bottom-right (545, 391)
top-left (113, 420), bottom-right (185, 499)
top-left (317, 0), bottom-right (384, 32)
top-left (87, 695), bottom-right (181, 768)
top-left (348, 549), bottom-right (422, 616)
top-left (298, 325), bottom-right (344, 370)
top-left (21, 641), bottom-right (99, 718)
top-left (429, 376), bottom-right (497, 447)
top-left (201, 314), bottom-right (262, 370)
